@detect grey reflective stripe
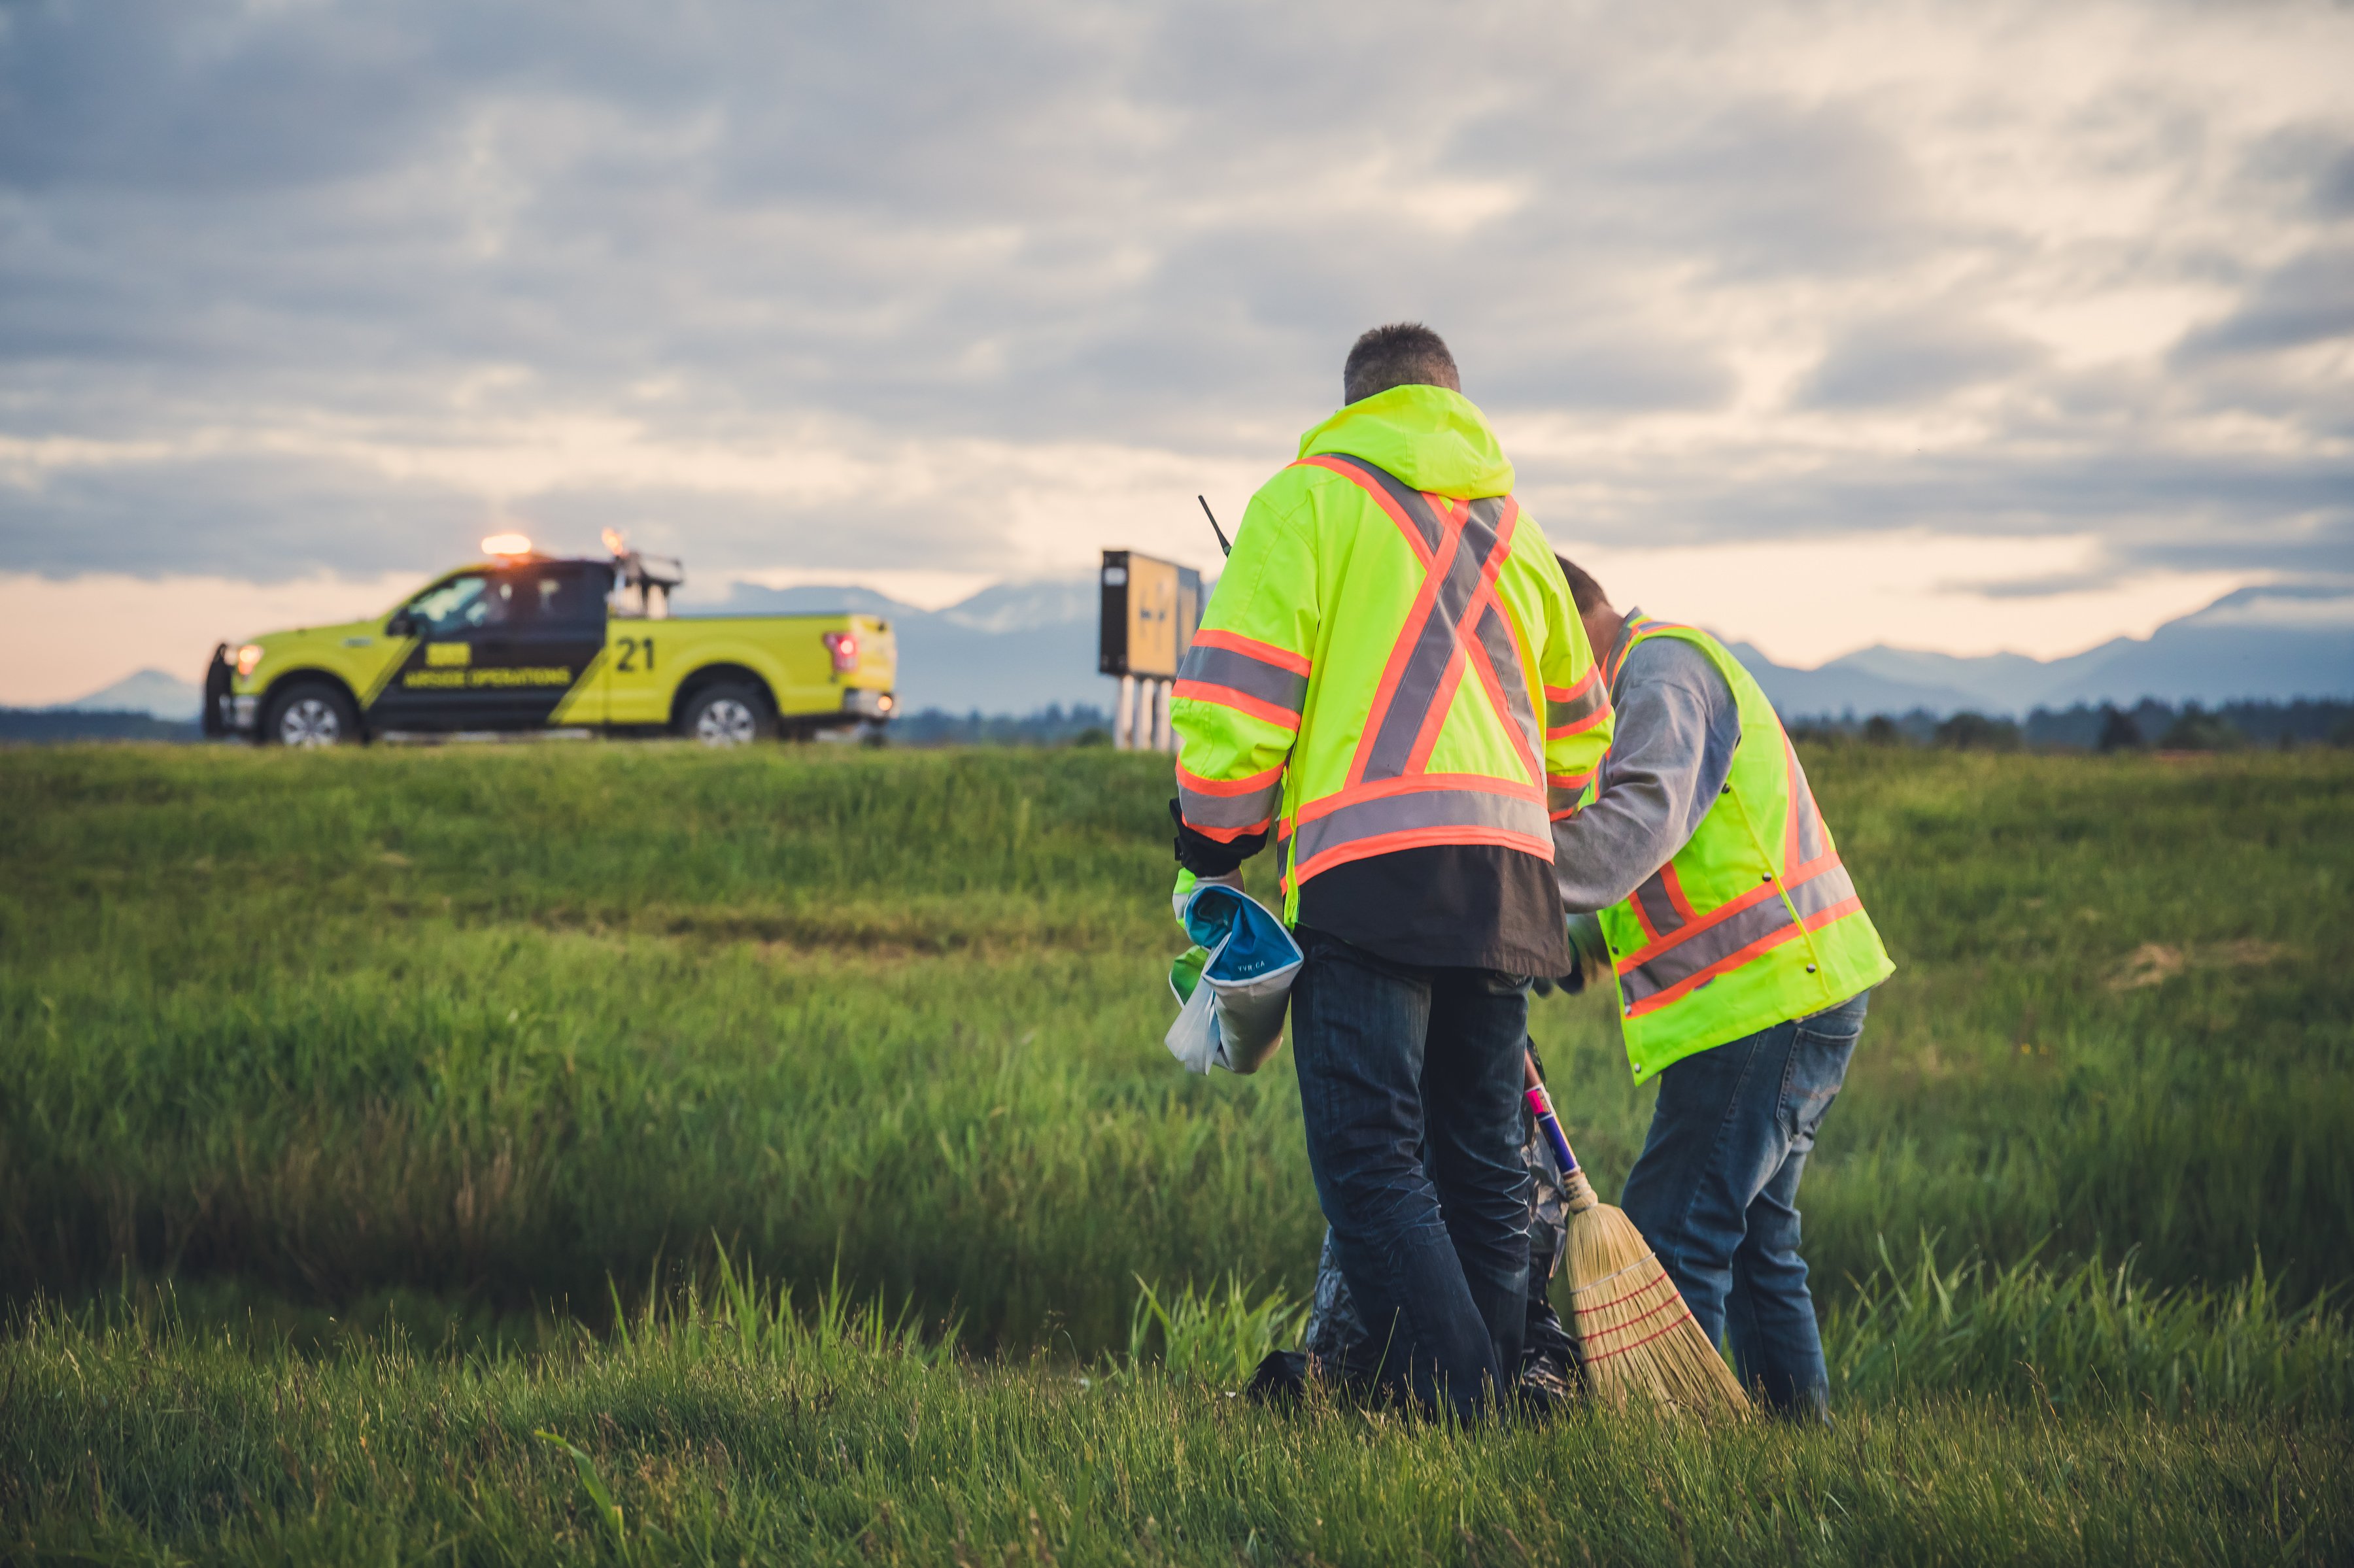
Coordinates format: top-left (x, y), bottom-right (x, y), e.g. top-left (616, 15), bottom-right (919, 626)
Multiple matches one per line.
top-left (1178, 778), bottom-right (1281, 831)
top-left (1547, 679), bottom-right (1607, 733)
top-left (1473, 593), bottom-right (1541, 756)
top-left (1177, 642), bottom-right (1308, 715)
top-left (1633, 874), bottom-right (1688, 938)
top-left (1786, 739), bottom-right (1830, 864)
top-left (1316, 453), bottom-right (1445, 554)
top-left (1294, 786), bottom-right (1549, 870)
top-left (1360, 496), bottom-right (1514, 780)
top-left (1786, 857), bottom-right (1856, 918)
top-left (1619, 859), bottom-right (1853, 1004)
top-left (1620, 893), bottom-right (1791, 1004)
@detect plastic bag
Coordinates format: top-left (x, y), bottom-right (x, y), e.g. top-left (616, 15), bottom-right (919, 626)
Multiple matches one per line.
top-left (1163, 883), bottom-right (1302, 1075)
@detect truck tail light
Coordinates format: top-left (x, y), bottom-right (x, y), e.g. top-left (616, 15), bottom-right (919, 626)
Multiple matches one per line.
top-left (823, 631), bottom-right (859, 673)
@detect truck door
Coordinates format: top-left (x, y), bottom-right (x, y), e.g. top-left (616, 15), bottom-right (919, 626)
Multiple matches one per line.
top-left (371, 570), bottom-right (492, 731)
top-left (465, 562), bottom-right (611, 729)
top-left (371, 564), bottom-right (611, 731)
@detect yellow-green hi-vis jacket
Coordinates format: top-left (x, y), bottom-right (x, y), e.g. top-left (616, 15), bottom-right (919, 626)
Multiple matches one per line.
top-left (1596, 617), bottom-right (1897, 1082)
top-left (1170, 385), bottom-right (1613, 923)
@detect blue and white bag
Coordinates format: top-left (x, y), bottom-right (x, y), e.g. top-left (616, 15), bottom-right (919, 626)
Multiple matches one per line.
top-left (1164, 882), bottom-right (1303, 1076)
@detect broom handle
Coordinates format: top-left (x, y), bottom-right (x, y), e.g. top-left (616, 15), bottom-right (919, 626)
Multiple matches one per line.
top-left (1523, 1050), bottom-right (1581, 1178)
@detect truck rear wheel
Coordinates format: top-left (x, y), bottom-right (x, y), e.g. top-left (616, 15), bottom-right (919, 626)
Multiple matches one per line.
top-left (679, 683), bottom-right (776, 746)
top-left (264, 681), bottom-right (360, 747)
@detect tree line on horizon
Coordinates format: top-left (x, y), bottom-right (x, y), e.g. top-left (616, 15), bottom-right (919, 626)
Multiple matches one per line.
top-left (5, 696), bottom-right (2350, 752)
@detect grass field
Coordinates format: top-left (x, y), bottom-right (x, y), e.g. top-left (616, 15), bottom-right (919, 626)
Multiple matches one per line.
top-left (3, 741), bottom-right (2351, 1563)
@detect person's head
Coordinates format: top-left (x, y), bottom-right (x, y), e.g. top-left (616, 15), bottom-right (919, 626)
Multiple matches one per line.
top-left (1556, 555), bottom-right (1622, 666)
top-left (1343, 322), bottom-right (1461, 405)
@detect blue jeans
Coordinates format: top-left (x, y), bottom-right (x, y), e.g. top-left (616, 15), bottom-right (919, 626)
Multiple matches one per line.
top-left (1618, 989), bottom-right (1869, 1418)
top-left (1289, 928), bottom-right (1532, 1418)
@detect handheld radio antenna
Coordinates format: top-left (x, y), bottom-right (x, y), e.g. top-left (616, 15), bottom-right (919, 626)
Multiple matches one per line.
top-left (1198, 495), bottom-right (1232, 558)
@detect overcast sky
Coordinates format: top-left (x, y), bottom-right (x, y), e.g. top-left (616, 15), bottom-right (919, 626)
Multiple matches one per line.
top-left (3, 0), bottom-right (2350, 700)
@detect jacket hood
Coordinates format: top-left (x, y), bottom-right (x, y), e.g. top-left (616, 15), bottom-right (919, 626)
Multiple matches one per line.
top-left (1295, 384), bottom-right (1516, 500)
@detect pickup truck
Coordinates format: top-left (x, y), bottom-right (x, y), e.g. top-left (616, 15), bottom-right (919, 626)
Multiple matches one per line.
top-left (203, 535), bottom-right (897, 746)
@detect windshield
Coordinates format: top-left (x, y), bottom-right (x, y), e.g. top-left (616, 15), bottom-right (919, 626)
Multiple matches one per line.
top-left (405, 573), bottom-right (500, 635)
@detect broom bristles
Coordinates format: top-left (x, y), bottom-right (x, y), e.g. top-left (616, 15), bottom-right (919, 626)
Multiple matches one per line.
top-left (1559, 1171), bottom-right (1750, 1416)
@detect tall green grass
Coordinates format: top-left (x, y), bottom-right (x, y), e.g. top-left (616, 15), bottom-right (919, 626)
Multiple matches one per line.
top-left (4, 745), bottom-right (2349, 1349)
top-left (3, 742), bottom-right (2351, 1562)
top-left (3, 1261), bottom-right (2348, 1567)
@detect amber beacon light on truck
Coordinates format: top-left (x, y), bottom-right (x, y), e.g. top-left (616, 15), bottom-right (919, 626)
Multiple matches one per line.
top-left (203, 533), bottom-right (898, 749)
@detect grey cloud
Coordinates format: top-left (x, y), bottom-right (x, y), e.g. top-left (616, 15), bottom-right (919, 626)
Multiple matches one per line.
top-left (2175, 247), bottom-right (2354, 359)
top-left (1612, 101), bottom-right (1932, 282)
top-left (1518, 432), bottom-right (2354, 580)
top-left (0, 451), bottom-right (481, 580)
top-left (1800, 312), bottom-right (2044, 407)
top-left (0, 0), bottom-right (2347, 588)
top-left (0, 0), bottom-right (450, 193)
top-left (1471, 321), bottom-right (1737, 415)
top-left (1947, 569), bottom-right (2125, 600)
top-left (2313, 148), bottom-right (2354, 216)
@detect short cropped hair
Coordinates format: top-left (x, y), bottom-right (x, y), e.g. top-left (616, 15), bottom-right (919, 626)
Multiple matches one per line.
top-left (1556, 556), bottom-right (1611, 615)
top-left (1343, 322), bottom-right (1461, 405)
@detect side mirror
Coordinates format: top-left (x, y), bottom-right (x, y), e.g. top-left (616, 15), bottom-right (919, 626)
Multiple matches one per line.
top-left (387, 611), bottom-right (418, 638)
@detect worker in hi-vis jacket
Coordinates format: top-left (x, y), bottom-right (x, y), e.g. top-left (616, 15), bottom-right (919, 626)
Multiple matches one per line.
top-left (1550, 556), bottom-right (1896, 1420)
top-left (1168, 324), bottom-right (1611, 1418)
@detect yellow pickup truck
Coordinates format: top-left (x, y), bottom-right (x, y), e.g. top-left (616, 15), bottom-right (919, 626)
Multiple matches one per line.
top-left (203, 535), bottom-right (897, 747)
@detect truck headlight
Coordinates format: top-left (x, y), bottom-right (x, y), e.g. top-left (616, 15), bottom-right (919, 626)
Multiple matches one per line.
top-left (235, 643), bottom-right (265, 677)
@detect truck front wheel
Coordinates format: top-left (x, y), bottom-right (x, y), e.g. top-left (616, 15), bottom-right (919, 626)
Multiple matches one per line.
top-left (264, 681), bottom-right (360, 747)
top-left (678, 683), bottom-right (777, 746)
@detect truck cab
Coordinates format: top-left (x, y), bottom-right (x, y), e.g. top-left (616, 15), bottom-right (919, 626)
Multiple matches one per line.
top-left (205, 537), bottom-right (897, 747)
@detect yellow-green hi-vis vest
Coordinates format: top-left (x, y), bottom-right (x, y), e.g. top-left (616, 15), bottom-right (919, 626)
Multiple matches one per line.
top-left (1596, 617), bottom-right (1896, 1083)
top-left (1170, 386), bottom-right (1613, 924)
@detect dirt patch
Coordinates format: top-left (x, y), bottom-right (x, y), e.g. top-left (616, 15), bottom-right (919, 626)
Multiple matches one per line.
top-left (509, 901), bottom-right (1148, 961)
top-left (2109, 939), bottom-right (2293, 991)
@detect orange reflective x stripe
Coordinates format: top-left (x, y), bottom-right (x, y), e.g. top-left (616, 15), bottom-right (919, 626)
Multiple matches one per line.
top-left (1276, 454), bottom-right (1552, 890)
top-left (1295, 454), bottom-right (1543, 787)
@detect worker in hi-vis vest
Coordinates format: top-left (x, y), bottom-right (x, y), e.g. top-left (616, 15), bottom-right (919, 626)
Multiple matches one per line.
top-left (1168, 324), bottom-right (1612, 1418)
top-left (1549, 556), bottom-right (1895, 1420)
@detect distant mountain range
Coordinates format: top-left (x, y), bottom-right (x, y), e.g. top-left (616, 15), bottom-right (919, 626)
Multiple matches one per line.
top-left (43, 667), bottom-right (207, 723)
top-left (706, 575), bottom-right (2353, 720)
top-left (1729, 581), bottom-right (2354, 718)
top-left (691, 578), bottom-right (1107, 715)
top-left (35, 577), bottom-right (2353, 725)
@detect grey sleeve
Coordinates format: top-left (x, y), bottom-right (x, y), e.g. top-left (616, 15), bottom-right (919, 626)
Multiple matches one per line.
top-left (1552, 639), bottom-right (1741, 914)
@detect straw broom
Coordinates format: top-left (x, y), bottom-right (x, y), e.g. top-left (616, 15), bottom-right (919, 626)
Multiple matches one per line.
top-left (1524, 1053), bottom-right (1750, 1416)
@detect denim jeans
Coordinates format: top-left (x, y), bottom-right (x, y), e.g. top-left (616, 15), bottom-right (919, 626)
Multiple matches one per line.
top-left (1618, 989), bottom-right (1870, 1419)
top-left (1289, 927), bottom-right (1532, 1418)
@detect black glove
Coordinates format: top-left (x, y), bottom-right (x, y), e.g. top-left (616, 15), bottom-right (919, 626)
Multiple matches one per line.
top-left (1169, 797), bottom-right (1265, 878)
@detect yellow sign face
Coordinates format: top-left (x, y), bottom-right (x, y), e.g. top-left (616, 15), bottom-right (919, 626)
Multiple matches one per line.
top-left (1099, 551), bottom-right (1203, 678)
top-left (426, 642), bottom-right (472, 668)
top-left (1125, 555), bottom-right (1182, 677)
